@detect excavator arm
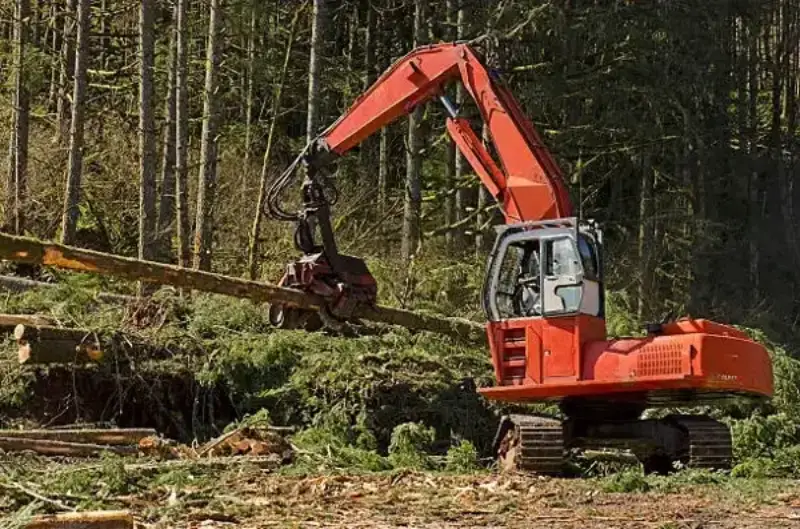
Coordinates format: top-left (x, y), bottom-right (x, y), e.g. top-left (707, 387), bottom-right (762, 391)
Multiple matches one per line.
top-left (303, 42), bottom-right (573, 223)
top-left (266, 42), bottom-right (574, 323)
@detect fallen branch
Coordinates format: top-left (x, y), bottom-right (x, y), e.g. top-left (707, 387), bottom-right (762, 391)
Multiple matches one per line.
top-left (0, 232), bottom-right (485, 342)
top-left (0, 428), bottom-right (156, 446)
top-left (0, 437), bottom-right (138, 457)
top-left (0, 481), bottom-right (76, 512)
top-left (21, 510), bottom-right (132, 529)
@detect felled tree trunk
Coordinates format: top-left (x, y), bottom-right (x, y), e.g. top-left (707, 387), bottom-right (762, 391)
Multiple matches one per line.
top-left (0, 233), bottom-right (486, 342)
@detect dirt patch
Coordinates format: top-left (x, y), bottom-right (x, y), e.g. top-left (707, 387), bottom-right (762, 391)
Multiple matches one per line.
top-left (2, 456), bottom-right (798, 528)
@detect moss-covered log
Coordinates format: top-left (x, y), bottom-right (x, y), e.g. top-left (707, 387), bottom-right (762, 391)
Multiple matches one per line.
top-left (0, 232), bottom-right (485, 342)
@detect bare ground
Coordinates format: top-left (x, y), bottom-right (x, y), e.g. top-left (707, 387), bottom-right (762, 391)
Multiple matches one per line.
top-left (3, 456), bottom-right (799, 528)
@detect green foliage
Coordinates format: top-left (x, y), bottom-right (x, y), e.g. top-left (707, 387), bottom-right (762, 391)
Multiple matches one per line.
top-left (731, 446), bottom-right (800, 478)
top-left (444, 440), bottom-right (480, 473)
top-left (605, 291), bottom-right (643, 337)
top-left (730, 413), bottom-right (799, 460)
top-left (600, 467), bottom-right (651, 493)
top-left (289, 427), bottom-right (391, 473)
top-left (186, 294), bottom-right (271, 337)
top-left (388, 422), bottom-right (436, 470)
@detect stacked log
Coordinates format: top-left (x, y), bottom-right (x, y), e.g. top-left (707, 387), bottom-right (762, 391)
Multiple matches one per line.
top-left (0, 428), bottom-right (157, 457)
top-left (14, 324), bottom-right (102, 364)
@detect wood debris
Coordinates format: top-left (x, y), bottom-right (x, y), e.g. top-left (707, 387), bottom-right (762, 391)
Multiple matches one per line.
top-left (22, 510), bottom-right (132, 529)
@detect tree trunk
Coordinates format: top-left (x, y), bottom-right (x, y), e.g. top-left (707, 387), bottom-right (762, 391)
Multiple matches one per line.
top-left (636, 152), bottom-right (655, 322)
top-left (59, 0), bottom-right (89, 245)
top-left (47, 0), bottom-right (60, 111)
top-left (244, 2), bottom-right (256, 165)
top-left (376, 8), bottom-right (389, 216)
top-left (5, 0), bottom-right (30, 235)
top-left (138, 0), bottom-right (157, 264)
top-left (443, 0), bottom-right (457, 251)
top-left (401, 0), bottom-right (425, 262)
top-left (306, 0), bottom-right (326, 144)
top-left (56, 0), bottom-right (76, 143)
top-left (157, 5), bottom-right (178, 263)
top-left (175, 0), bottom-right (191, 267)
top-left (192, 0), bottom-right (223, 271)
top-left (453, 3), bottom-right (468, 250)
top-left (247, 5), bottom-right (301, 280)
top-left (359, 0), bottom-right (376, 171)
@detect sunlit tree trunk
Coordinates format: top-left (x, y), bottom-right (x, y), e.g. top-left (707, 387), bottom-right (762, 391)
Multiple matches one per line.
top-left (401, 0), bottom-right (425, 262)
top-left (306, 0), bottom-right (326, 143)
top-left (157, 5), bottom-right (178, 262)
top-left (175, 0), bottom-right (191, 267)
top-left (56, 0), bottom-right (76, 143)
top-left (5, 0), bottom-right (30, 234)
top-left (192, 0), bottom-right (223, 271)
top-left (138, 0), bottom-right (157, 264)
top-left (59, 0), bottom-right (89, 245)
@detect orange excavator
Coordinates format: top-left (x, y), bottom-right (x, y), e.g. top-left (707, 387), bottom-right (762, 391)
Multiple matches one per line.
top-left (266, 43), bottom-right (773, 473)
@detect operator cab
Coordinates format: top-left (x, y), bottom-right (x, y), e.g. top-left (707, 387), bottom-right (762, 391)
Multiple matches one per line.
top-left (482, 218), bottom-right (604, 321)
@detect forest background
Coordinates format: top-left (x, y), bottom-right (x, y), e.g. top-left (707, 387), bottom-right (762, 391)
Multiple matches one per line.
top-left (2, 0), bottom-right (800, 476)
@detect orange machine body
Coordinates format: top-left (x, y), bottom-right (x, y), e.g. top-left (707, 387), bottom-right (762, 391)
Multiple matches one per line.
top-left (479, 316), bottom-right (773, 404)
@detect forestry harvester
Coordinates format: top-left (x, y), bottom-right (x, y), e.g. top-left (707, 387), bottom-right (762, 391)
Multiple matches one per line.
top-left (266, 43), bottom-right (773, 473)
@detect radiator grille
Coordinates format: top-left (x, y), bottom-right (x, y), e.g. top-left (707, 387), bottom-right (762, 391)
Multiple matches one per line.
top-left (636, 343), bottom-right (684, 377)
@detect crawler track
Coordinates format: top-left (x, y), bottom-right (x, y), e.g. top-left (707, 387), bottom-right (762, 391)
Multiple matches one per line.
top-left (670, 415), bottom-right (733, 470)
top-left (497, 415), bottom-right (564, 474)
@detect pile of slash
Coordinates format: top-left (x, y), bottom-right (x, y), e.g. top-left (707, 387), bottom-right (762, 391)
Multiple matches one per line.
top-left (0, 424), bottom-right (294, 528)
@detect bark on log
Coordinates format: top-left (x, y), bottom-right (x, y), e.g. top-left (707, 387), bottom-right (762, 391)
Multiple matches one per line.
top-left (0, 428), bottom-right (156, 445)
top-left (23, 510), bottom-right (132, 529)
top-left (0, 232), bottom-right (485, 342)
top-left (15, 323), bottom-right (91, 342)
top-left (0, 437), bottom-right (138, 456)
top-left (0, 313), bottom-right (54, 328)
top-left (18, 339), bottom-right (103, 364)
top-left (15, 323), bottom-right (102, 364)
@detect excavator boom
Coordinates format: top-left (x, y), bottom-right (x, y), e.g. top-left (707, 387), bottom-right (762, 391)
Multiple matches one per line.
top-left (311, 43), bottom-right (572, 223)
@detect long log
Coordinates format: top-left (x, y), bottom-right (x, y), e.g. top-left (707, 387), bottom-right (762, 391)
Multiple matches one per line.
top-left (0, 428), bottom-right (156, 445)
top-left (23, 510), bottom-right (132, 529)
top-left (0, 232), bottom-right (485, 342)
top-left (0, 436), bottom-right (138, 456)
top-left (0, 313), bottom-right (55, 328)
top-left (15, 323), bottom-right (103, 364)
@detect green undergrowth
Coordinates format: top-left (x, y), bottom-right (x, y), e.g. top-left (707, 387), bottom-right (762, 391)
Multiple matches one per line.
top-left (0, 272), bottom-right (799, 478)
